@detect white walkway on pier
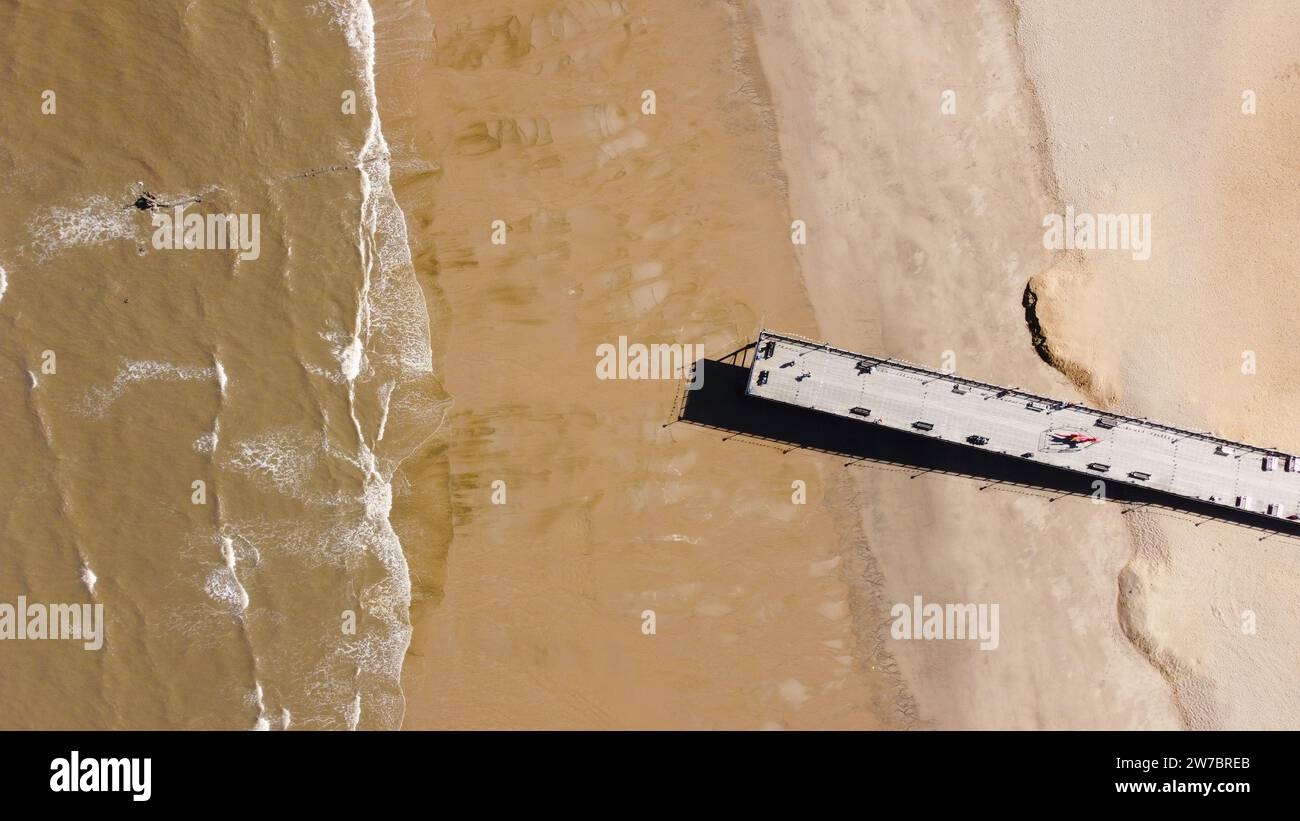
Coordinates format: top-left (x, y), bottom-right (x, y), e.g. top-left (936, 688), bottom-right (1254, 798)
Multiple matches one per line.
top-left (746, 330), bottom-right (1300, 519)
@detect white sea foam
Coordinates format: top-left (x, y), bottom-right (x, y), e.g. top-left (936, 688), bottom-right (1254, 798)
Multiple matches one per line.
top-left (194, 425), bottom-right (219, 455)
top-left (305, 361), bottom-right (348, 385)
top-left (225, 429), bottom-right (318, 497)
top-left (251, 683), bottom-right (271, 730)
top-left (26, 194), bottom-right (136, 260)
top-left (221, 535), bottom-right (237, 570)
top-left (204, 567), bottom-right (247, 611)
top-left (376, 381), bottom-right (394, 441)
top-left (364, 475), bottom-right (392, 519)
top-left (79, 359), bottom-right (221, 416)
top-left (214, 358), bottom-right (228, 396)
top-left (236, 534), bottom-right (262, 568)
top-left (204, 536), bottom-right (250, 613)
top-left (291, 0), bottom-right (437, 730)
top-left (208, 515), bottom-right (371, 573)
top-left (345, 692), bottom-right (361, 731)
top-left (339, 336), bottom-right (364, 381)
top-left (0, 262), bottom-right (7, 305)
top-left (80, 564), bottom-right (97, 595)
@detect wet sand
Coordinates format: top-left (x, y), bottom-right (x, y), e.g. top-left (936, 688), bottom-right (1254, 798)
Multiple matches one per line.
top-left (381, 0), bottom-right (900, 728)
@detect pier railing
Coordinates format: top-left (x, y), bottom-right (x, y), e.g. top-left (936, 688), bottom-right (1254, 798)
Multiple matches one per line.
top-left (756, 328), bottom-right (1289, 459)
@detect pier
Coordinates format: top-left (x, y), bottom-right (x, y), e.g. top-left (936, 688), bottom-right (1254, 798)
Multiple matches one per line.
top-left (746, 330), bottom-right (1300, 522)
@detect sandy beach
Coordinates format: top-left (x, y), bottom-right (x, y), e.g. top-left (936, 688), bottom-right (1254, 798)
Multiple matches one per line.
top-left (745, 0), bottom-right (1183, 728)
top-left (1015, 0), bottom-right (1300, 728)
top-left (374, 0), bottom-right (1300, 729)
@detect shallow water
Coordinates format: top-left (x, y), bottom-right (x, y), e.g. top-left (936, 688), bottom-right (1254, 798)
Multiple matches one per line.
top-left (0, 0), bottom-right (438, 729)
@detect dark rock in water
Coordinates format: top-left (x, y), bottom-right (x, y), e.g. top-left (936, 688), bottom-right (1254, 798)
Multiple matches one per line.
top-left (133, 189), bottom-right (203, 211)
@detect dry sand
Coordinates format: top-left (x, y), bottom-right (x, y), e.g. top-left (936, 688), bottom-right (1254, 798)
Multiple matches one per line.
top-left (746, 0), bottom-right (1180, 729)
top-left (1015, 0), bottom-right (1300, 729)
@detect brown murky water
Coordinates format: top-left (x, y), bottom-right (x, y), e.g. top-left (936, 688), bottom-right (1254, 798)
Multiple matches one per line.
top-left (0, 0), bottom-right (441, 728)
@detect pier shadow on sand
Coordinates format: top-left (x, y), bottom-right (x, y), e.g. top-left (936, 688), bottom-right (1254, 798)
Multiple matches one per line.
top-left (675, 351), bottom-right (1300, 541)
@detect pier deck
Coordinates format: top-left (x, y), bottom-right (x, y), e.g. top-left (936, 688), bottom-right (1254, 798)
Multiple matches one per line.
top-left (746, 330), bottom-right (1300, 519)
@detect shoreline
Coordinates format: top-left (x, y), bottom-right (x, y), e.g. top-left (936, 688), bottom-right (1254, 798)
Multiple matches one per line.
top-left (367, 0), bottom-right (457, 731)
